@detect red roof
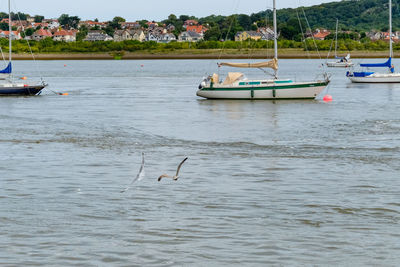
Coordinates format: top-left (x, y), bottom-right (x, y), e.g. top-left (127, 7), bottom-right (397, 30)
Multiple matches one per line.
top-left (184, 20), bottom-right (198, 26)
top-left (53, 30), bottom-right (75, 36)
top-left (186, 25), bottom-right (207, 34)
top-left (313, 31), bottom-right (330, 40)
top-left (34, 29), bottom-right (52, 36)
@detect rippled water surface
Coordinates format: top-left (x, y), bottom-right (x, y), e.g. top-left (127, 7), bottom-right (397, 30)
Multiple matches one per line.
top-left (1, 59), bottom-right (399, 266)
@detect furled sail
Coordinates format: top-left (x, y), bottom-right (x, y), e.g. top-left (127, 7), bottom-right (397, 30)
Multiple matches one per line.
top-left (219, 58), bottom-right (278, 71)
top-left (0, 62), bottom-right (11, 74)
top-left (360, 57), bottom-right (392, 68)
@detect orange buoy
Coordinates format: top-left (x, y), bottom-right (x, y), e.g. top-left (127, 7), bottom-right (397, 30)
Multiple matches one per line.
top-left (323, 94), bottom-right (333, 102)
top-left (61, 93), bottom-right (69, 96)
top-left (20, 76), bottom-right (27, 80)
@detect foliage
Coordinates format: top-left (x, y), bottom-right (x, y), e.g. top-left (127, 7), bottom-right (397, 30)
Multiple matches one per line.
top-left (34, 15), bottom-right (45, 23)
top-left (58, 14), bottom-right (81, 29)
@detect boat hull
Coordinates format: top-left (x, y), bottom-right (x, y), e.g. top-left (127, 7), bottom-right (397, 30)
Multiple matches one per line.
top-left (0, 85), bottom-right (46, 96)
top-left (348, 73), bottom-right (400, 83)
top-left (196, 81), bottom-right (329, 100)
top-left (326, 62), bottom-right (354, 68)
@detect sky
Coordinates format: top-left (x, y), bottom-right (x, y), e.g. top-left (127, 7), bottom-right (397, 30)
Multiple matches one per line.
top-left (2, 0), bottom-right (342, 21)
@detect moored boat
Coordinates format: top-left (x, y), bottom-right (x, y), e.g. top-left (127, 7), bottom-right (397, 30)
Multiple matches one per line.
top-left (0, 0), bottom-right (47, 96)
top-left (197, 0), bottom-right (330, 100)
top-left (347, 0), bottom-right (400, 83)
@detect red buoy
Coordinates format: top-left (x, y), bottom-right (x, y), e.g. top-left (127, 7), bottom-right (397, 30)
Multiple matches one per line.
top-left (323, 95), bottom-right (333, 102)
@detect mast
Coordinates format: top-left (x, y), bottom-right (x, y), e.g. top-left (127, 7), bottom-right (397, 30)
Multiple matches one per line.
top-left (334, 19), bottom-right (338, 58)
top-left (389, 0), bottom-right (393, 58)
top-left (273, 0), bottom-right (278, 77)
top-left (8, 0), bottom-right (11, 64)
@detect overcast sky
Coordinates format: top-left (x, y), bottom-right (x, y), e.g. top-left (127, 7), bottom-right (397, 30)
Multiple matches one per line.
top-left (3, 0), bottom-right (341, 21)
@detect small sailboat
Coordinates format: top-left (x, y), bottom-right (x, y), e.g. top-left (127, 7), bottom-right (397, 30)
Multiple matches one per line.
top-left (326, 19), bottom-right (354, 68)
top-left (0, 0), bottom-right (47, 96)
top-left (346, 0), bottom-right (400, 83)
top-left (197, 0), bottom-right (330, 100)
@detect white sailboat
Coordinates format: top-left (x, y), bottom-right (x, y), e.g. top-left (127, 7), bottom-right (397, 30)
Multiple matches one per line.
top-left (346, 0), bottom-right (400, 83)
top-left (196, 0), bottom-right (330, 100)
top-left (0, 0), bottom-right (47, 96)
top-left (326, 19), bottom-right (354, 68)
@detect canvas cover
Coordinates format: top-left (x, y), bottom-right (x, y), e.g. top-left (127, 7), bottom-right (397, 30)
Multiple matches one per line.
top-left (219, 58), bottom-right (278, 71)
top-left (223, 72), bottom-right (244, 85)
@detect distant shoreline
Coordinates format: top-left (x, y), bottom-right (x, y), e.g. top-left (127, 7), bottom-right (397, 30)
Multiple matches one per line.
top-left (10, 49), bottom-right (396, 60)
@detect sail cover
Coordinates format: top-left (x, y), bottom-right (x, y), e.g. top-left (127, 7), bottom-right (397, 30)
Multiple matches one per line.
top-left (0, 62), bottom-right (11, 74)
top-left (360, 57), bottom-right (391, 68)
top-left (223, 72), bottom-right (244, 85)
top-left (219, 58), bottom-right (278, 71)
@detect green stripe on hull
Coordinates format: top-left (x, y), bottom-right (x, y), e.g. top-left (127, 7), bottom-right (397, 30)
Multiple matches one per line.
top-left (201, 97), bottom-right (317, 100)
top-left (201, 82), bottom-right (328, 91)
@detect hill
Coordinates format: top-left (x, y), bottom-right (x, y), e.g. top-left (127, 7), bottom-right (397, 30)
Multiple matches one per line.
top-left (273, 0), bottom-right (398, 31)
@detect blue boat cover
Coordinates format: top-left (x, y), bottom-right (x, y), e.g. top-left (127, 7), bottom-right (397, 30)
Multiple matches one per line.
top-left (0, 62), bottom-right (11, 74)
top-left (351, 71), bottom-right (375, 77)
top-left (360, 58), bottom-right (391, 68)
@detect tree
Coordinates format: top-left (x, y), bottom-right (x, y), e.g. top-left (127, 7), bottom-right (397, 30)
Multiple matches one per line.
top-left (58, 14), bottom-right (81, 29)
top-left (108, 16), bottom-right (126, 29)
top-left (76, 25), bottom-right (88, 41)
top-left (0, 22), bottom-right (8, 31)
top-left (34, 15), bottom-right (44, 23)
top-left (204, 26), bottom-right (221, 41)
top-left (238, 14), bottom-right (252, 30)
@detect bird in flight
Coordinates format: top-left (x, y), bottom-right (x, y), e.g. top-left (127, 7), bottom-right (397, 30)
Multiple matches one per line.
top-left (121, 152), bottom-right (145, 193)
top-left (158, 157), bottom-right (188, 181)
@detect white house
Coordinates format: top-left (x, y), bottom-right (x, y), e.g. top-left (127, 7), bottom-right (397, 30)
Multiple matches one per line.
top-left (178, 31), bottom-right (203, 42)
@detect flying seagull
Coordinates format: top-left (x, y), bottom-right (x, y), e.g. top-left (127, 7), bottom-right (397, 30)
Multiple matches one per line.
top-left (121, 152), bottom-right (145, 193)
top-left (158, 157), bottom-right (188, 181)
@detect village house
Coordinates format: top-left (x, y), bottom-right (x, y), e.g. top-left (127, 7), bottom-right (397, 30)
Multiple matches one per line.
top-left (258, 27), bottom-right (276, 40)
top-left (313, 29), bottom-right (331, 40)
top-left (120, 22), bottom-right (141, 29)
top-left (114, 29), bottom-right (145, 42)
top-left (0, 30), bottom-right (22, 40)
top-left (186, 25), bottom-right (207, 35)
top-left (159, 33), bottom-right (176, 43)
top-left (146, 32), bottom-right (161, 42)
top-left (53, 29), bottom-right (76, 42)
top-left (84, 30), bottom-right (113, 41)
top-left (78, 20), bottom-right (107, 29)
top-left (235, 31), bottom-right (262, 41)
top-left (183, 20), bottom-right (198, 28)
top-left (166, 24), bottom-right (176, 32)
top-left (178, 31), bottom-right (203, 42)
top-left (31, 28), bottom-right (52, 41)
top-left (146, 21), bottom-right (158, 29)
top-left (43, 19), bottom-right (60, 29)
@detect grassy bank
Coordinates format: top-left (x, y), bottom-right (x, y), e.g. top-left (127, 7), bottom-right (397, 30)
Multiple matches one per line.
top-left (10, 49), bottom-right (396, 60)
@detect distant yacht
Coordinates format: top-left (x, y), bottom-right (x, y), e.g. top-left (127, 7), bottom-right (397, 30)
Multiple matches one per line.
top-left (326, 19), bottom-right (354, 68)
top-left (346, 0), bottom-right (400, 83)
top-left (0, 0), bottom-right (47, 96)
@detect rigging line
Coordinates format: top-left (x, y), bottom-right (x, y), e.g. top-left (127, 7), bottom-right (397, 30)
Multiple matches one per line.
top-left (301, 6), bottom-right (328, 74)
top-left (296, 7), bottom-right (311, 60)
top-left (15, 8), bottom-right (45, 84)
top-left (217, 0), bottom-right (241, 62)
top-left (0, 44), bottom-right (5, 65)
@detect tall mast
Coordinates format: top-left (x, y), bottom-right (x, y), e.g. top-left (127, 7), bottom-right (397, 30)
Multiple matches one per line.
top-left (389, 0), bottom-right (393, 58)
top-left (334, 19), bottom-right (338, 58)
top-left (273, 0), bottom-right (278, 77)
top-left (8, 0), bottom-right (11, 64)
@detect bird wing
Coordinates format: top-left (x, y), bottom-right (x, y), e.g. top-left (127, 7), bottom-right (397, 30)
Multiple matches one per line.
top-left (175, 157), bottom-right (188, 176)
top-left (158, 174), bottom-right (171, 181)
top-left (137, 152), bottom-right (145, 181)
top-left (121, 152), bottom-right (145, 193)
